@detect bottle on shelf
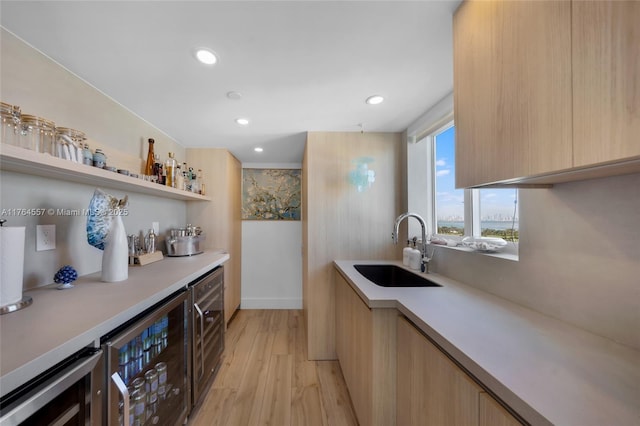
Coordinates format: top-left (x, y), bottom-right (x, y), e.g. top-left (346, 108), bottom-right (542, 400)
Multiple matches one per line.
top-left (144, 138), bottom-right (155, 176)
top-left (165, 152), bottom-right (176, 188)
top-left (153, 154), bottom-right (164, 185)
top-left (196, 169), bottom-right (204, 195)
top-left (175, 163), bottom-right (184, 191)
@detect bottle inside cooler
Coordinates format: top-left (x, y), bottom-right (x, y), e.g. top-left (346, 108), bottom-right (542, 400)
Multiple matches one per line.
top-left (114, 308), bottom-right (186, 425)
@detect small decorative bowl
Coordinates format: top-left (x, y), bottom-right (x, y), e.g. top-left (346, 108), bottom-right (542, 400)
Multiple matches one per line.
top-left (54, 265), bottom-right (78, 290)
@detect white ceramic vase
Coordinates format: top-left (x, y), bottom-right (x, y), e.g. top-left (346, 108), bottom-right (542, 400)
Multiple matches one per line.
top-left (101, 214), bottom-right (128, 282)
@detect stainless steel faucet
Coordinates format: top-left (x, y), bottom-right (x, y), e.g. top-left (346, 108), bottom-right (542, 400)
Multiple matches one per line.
top-left (392, 212), bottom-right (431, 272)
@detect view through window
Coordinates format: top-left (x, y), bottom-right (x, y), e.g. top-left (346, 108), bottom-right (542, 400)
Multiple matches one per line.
top-left (434, 126), bottom-right (464, 236)
top-left (433, 125), bottom-right (519, 241)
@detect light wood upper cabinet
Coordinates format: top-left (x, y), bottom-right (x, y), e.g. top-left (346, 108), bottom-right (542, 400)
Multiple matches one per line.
top-left (454, 0), bottom-right (640, 187)
top-left (335, 272), bottom-right (396, 426)
top-left (572, 1), bottom-right (640, 167)
top-left (453, 0), bottom-right (573, 188)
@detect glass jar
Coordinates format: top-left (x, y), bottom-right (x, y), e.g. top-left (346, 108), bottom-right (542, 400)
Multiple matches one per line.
top-left (82, 144), bottom-right (93, 166)
top-left (0, 102), bottom-right (21, 147)
top-left (56, 127), bottom-right (86, 162)
top-left (20, 114), bottom-right (55, 154)
top-left (93, 148), bottom-right (107, 168)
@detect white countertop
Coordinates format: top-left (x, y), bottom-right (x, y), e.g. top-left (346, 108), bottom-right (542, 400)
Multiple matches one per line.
top-left (0, 250), bottom-right (229, 397)
top-left (334, 260), bottom-right (640, 426)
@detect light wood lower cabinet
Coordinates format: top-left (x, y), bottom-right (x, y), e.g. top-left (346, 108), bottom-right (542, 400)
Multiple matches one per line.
top-left (396, 316), bottom-right (522, 426)
top-left (479, 392), bottom-right (522, 426)
top-left (335, 272), bottom-right (396, 426)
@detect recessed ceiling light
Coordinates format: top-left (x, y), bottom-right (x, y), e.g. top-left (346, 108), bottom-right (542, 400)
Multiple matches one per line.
top-left (254, 147), bottom-right (264, 153)
top-left (226, 91), bottom-right (243, 100)
top-left (195, 48), bottom-right (218, 65)
top-left (235, 118), bottom-right (250, 126)
top-left (365, 95), bottom-right (384, 105)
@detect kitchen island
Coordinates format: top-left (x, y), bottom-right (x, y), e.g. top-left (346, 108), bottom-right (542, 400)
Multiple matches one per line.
top-left (334, 260), bottom-right (640, 426)
top-left (0, 250), bottom-right (229, 397)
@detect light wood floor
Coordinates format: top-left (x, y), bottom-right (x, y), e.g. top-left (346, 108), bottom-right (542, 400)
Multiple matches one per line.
top-left (188, 309), bottom-right (359, 426)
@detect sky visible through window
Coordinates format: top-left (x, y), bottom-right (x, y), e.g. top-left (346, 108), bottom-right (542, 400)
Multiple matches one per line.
top-left (435, 126), bottom-right (518, 233)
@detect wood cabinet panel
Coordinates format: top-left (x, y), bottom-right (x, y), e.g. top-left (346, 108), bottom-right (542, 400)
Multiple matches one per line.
top-left (335, 272), bottom-right (373, 426)
top-left (303, 132), bottom-right (403, 360)
top-left (186, 148), bottom-right (242, 325)
top-left (397, 316), bottom-right (481, 425)
top-left (572, 1), bottom-right (640, 167)
top-left (335, 273), bottom-right (396, 426)
top-left (479, 392), bottom-right (522, 426)
top-left (453, 0), bottom-right (572, 188)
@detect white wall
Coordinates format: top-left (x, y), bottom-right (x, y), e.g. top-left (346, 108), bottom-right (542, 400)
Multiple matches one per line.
top-left (1, 171), bottom-right (187, 288)
top-left (240, 163), bottom-right (302, 309)
top-left (430, 173), bottom-right (640, 350)
top-left (241, 221), bottom-right (302, 309)
top-left (1, 29), bottom-right (185, 161)
top-left (1, 29), bottom-right (188, 289)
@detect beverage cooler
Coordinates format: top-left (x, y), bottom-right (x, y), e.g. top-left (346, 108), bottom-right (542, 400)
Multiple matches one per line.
top-left (190, 266), bottom-right (225, 406)
top-left (102, 291), bottom-right (189, 426)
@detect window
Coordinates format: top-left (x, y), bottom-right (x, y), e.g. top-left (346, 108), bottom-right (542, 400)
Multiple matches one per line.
top-left (433, 126), bottom-right (464, 236)
top-left (421, 122), bottom-right (519, 251)
top-left (478, 188), bottom-right (519, 242)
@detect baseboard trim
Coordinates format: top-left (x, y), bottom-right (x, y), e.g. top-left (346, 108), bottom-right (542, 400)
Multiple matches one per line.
top-left (240, 298), bottom-right (303, 309)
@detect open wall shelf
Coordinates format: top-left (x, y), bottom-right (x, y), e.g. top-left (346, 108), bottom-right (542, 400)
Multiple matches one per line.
top-left (1, 144), bottom-right (211, 201)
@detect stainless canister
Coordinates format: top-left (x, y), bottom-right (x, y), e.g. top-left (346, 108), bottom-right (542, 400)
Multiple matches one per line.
top-left (166, 231), bottom-right (205, 257)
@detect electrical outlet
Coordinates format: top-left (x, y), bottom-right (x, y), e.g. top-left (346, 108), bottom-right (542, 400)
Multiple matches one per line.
top-left (152, 221), bottom-right (159, 234)
top-left (36, 224), bottom-right (56, 251)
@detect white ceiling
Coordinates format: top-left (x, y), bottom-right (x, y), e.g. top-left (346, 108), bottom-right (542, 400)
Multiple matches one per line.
top-left (0, 1), bottom-right (460, 164)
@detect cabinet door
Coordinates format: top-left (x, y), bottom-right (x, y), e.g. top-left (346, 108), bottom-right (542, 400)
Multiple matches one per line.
top-left (572, 1), bottom-right (640, 167)
top-left (186, 149), bottom-right (242, 326)
top-left (397, 316), bottom-right (480, 426)
top-left (479, 392), bottom-right (522, 426)
top-left (335, 272), bottom-right (373, 426)
top-left (453, 0), bottom-right (573, 187)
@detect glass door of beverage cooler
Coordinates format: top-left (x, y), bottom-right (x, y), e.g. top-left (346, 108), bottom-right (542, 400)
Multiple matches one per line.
top-left (104, 291), bottom-right (189, 426)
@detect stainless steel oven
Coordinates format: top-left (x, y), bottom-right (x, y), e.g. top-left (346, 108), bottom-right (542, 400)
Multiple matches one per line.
top-left (0, 348), bottom-right (103, 426)
top-left (189, 266), bottom-right (224, 407)
top-left (103, 291), bottom-right (189, 426)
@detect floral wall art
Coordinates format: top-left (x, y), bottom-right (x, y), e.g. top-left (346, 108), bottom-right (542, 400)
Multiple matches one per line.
top-left (242, 168), bottom-right (301, 220)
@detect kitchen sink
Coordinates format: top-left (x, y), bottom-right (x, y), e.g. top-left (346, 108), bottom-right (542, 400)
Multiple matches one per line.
top-left (353, 264), bottom-right (442, 288)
